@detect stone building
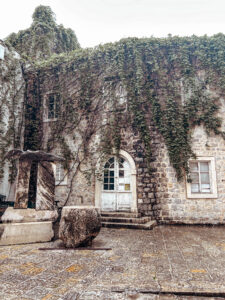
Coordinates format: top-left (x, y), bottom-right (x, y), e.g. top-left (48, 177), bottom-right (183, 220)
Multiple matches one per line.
top-left (1, 8), bottom-right (225, 225)
top-left (22, 35), bottom-right (225, 225)
top-left (0, 40), bottom-right (25, 203)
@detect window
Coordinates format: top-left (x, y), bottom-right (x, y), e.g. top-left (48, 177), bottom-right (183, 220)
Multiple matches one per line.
top-left (55, 163), bottom-right (67, 185)
top-left (103, 157), bottom-right (115, 190)
top-left (48, 94), bottom-right (60, 120)
top-left (117, 85), bottom-right (127, 105)
top-left (187, 157), bottom-right (217, 198)
top-left (103, 156), bottom-right (131, 192)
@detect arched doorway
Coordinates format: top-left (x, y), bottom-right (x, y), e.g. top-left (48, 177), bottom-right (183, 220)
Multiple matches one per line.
top-left (95, 150), bottom-right (137, 212)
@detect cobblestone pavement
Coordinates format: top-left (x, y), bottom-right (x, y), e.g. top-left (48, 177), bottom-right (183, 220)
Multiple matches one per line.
top-left (1, 226), bottom-right (225, 300)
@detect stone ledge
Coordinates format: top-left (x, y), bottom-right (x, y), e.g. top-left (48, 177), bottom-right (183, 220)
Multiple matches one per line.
top-left (1, 207), bottom-right (58, 223)
top-left (0, 221), bottom-right (54, 245)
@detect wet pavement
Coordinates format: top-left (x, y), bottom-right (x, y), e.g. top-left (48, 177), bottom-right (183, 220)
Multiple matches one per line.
top-left (1, 226), bottom-right (225, 299)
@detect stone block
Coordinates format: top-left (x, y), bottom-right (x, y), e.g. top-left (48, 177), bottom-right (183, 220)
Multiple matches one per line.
top-left (0, 221), bottom-right (54, 245)
top-left (148, 193), bottom-right (154, 198)
top-left (135, 157), bottom-right (143, 162)
top-left (1, 207), bottom-right (58, 223)
top-left (14, 160), bottom-right (32, 209)
top-left (36, 161), bottom-right (55, 210)
top-left (59, 206), bottom-right (101, 248)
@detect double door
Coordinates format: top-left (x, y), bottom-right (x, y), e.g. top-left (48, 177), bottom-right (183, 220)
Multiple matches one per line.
top-left (101, 156), bottom-right (132, 211)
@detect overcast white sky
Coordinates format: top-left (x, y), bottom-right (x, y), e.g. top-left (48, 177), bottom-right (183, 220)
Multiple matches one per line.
top-left (0, 0), bottom-right (225, 48)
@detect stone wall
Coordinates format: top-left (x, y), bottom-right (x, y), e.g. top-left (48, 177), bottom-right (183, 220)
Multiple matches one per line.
top-left (0, 41), bottom-right (25, 201)
top-left (24, 54), bottom-right (225, 224)
top-left (54, 125), bottom-right (161, 218)
top-left (25, 66), bottom-right (161, 216)
top-left (158, 96), bottom-right (225, 224)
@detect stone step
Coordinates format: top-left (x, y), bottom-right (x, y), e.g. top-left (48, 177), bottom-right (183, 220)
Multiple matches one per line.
top-left (101, 211), bottom-right (141, 218)
top-left (101, 216), bottom-right (151, 224)
top-left (101, 220), bottom-right (157, 230)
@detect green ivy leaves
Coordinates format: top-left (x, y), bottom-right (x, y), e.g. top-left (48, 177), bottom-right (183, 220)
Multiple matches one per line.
top-left (25, 34), bottom-right (225, 181)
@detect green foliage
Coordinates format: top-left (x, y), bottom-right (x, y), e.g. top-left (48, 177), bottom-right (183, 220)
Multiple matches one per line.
top-left (28, 34), bottom-right (225, 180)
top-left (0, 46), bottom-right (25, 182)
top-left (5, 5), bottom-right (80, 60)
top-left (32, 5), bottom-right (56, 25)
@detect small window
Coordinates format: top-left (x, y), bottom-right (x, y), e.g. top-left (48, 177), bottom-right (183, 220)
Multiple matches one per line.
top-left (55, 163), bottom-right (67, 185)
top-left (187, 157), bottom-right (217, 198)
top-left (48, 94), bottom-right (60, 120)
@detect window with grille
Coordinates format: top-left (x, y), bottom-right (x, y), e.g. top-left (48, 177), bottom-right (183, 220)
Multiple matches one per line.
top-left (103, 157), bottom-right (115, 190)
top-left (187, 157), bottom-right (217, 198)
top-left (48, 94), bottom-right (59, 119)
top-left (55, 163), bottom-right (67, 185)
top-left (190, 161), bottom-right (211, 193)
top-left (103, 156), bottom-right (130, 192)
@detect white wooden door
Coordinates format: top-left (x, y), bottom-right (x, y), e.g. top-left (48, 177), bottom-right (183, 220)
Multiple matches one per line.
top-left (101, 157), bottom-right (132, 211)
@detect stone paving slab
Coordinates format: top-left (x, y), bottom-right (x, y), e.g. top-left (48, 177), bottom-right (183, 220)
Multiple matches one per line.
top-left (1, 226), bottom-right (225, 299)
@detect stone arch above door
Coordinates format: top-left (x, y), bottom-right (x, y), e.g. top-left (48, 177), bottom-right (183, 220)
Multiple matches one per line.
top-left (95, 150), bottom-right (137, 213)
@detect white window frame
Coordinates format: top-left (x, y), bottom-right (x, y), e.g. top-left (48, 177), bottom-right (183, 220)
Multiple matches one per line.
top-left (55, 163), bottom-right (67, 186)
top-left (43, 93), bottom-right (60, 122)
top-left (186, 157), bottom-right (217, 199)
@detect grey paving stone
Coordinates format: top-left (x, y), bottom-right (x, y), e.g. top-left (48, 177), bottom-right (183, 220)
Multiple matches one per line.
top-left (1, 226), bottom-right (225, 299)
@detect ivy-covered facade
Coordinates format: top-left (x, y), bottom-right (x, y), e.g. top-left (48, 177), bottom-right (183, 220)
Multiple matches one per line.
top-left (0, 40), bottom-right (25, 202)
top-left (1, 6), bottom-right (225, 224)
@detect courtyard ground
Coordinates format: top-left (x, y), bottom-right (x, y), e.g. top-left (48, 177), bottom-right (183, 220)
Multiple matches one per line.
top-left (0, 226), bottom-right (225, 300)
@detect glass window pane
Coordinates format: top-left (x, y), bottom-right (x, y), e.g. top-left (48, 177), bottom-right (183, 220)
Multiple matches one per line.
top-left (110, 177), bottom-right (114, 183)
top-left (110, 171), bottom-right (114, 177)
top-left (109, 184), bottom-right (114, 190)
top-left (104, 177), bottom-right (108, 183)
top-left (200, 162), bottom-right (209, 172)
top-left (104, 162), bottom-right (109, 168)
top-left (190, 172), bottom-right (199, 183)
top-left (109, 163), bottom-right (114, 168)
top-left (56, 163), bottom-right (64, 182)
top-left (200, 173), bottom-right (210, 184)
top-left (119, 163), bottom-right (123, 169)
top-left (48, 97), bottom-right (54, 118)
top-left (119, 170), bottom-right (124, 177)
top-left (109, 157), bottom-right (114, 164)
top-left (190, 162), bottom-right (198, 171)
top-left (119, 158), bottom-right (124, 164)
top-left (191, 183), bottom-right (200, 193)
top-left (104, 184), bottom-right (108, 190)
top-left (201, 184), bottom-right (211, 193)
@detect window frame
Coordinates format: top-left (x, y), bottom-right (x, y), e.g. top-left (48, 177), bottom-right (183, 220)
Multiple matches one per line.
top-left (186, 157), bottom-right (217, 199)
top-left (55, 162), bottom-right (67, 186)
top-left (102, 156), bottom-right (131, 193)
top-left (43, 93), bottom-right (60, 122)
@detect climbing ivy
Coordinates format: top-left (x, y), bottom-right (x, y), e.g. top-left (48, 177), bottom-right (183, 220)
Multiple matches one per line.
top-left (0, 44), bottom-right (25, 182)
top-left (24, 33), bottom-right (225, 181)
